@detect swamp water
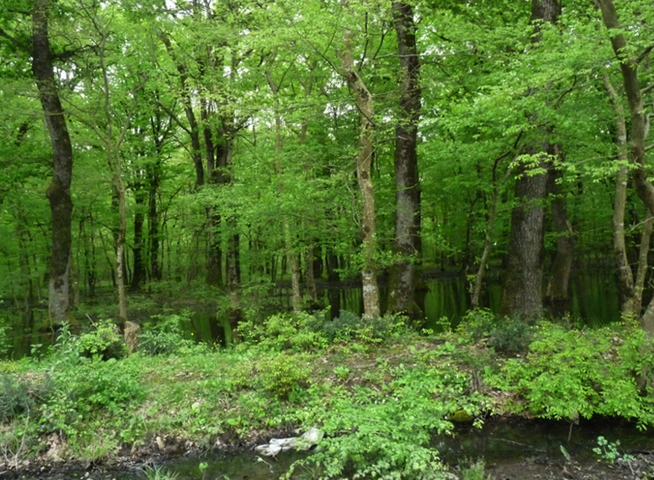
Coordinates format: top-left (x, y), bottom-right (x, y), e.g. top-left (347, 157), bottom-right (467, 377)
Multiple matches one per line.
top-left (96, 419), bottom-right (654, 479)
top-left (6, 272), bottom-right (620, 358)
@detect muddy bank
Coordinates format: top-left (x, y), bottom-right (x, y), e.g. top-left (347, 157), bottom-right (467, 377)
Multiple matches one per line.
top-left (4, 418), bottom-right (654, 480)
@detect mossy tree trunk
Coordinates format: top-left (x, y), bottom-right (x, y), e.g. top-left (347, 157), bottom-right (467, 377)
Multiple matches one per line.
top-left (387, 1), bottom-right (422, 316)
top-left (31, 0), bottom-right (73, 325)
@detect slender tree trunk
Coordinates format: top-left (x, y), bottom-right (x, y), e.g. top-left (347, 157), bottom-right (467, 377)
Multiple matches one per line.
top-left (32, 0), bottom-right (73, 325)
top-left (603, 73), bottom-right (636, 317)
top-left (327, 247), bottom-right (341, 318)
top-left (131, 187), bottom-right (145, 292)
top-left (159, 33), bottom-right (204, 187)
top-left (266, 71), bottom-right (303, 313)
top-left (597, 0), bottom-right (654, 332)
top-left (342, 29), bottom-right (380, 318)
top-left (147, 162), bottom-right (162, 281)
top-left (471, 154), bottom-right (513, 309)
top-left (112, 167), bottom-right (129, 323)
top-left (544, 162), bottom-right (574, 316)
top-left (387, 1), bottom-right (422, 315)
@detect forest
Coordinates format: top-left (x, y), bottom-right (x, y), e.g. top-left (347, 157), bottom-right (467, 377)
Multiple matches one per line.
top-left (2, 1), bottom-right (654, 478)
top-left (0, 0), bottom-right (651, 345)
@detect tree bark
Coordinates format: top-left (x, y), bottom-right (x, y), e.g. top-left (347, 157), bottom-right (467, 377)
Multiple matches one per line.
top-left (471, 154), bottom-right (513, 309)
top-left (158, 32), bottom-right (204, 188)
top-left (544, 162), bottom-right (574, 316)
top-left (499, 152), bottom-right (549, 319)
top-left (342, 29), bottom-right (380, 318)
top-left (266, 69), bottom-right (303, 313)
top-left (499, 0), bottom-right (560, 319)
top-left (32, 0), bottom-right (73, 325)
top-left (597, 0), bottom-right (654, 332)
top-left (131, 186), bottom-right (146, 292)
top-left (203, 101), bottom-right (223, 287)
top-left (147, 160), bottom-right (162, 281)
top-left (603, 73), bottom-right (637, 317)
top-left (387, 1), bottom-right (422, 315)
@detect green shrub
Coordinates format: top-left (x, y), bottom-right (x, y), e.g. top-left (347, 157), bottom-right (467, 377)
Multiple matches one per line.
top-left (258, 354), bottom-right (312, 400)
top-left (0, 323), bottom-right (8, 358)
top-left (239, 311), bottom-right (329, 351)
top-left (78, 319), bottom-right (126, 360)
top-left (458, 309), bottom-right (534, 355)
top-left (321, 310), bottom-right (408, 343)
top-left (484, 324), bottom-right (654, 426)
top-left (0, 374), bottom-right (52, 423)
top-left (286, 366), bottom-right (482, 480)
top-left (139, 313), bottom-right (195, 355)
top-left (40, 359), bottom-right (145, 434)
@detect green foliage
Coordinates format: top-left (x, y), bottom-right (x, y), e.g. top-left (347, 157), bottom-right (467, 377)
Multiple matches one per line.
top-left (484, 324), bottom-right (654, 426)
top-left (238, 311), bottom-right (329, 352)
top-left (77, 319), bottom-right (126, 360)
top-left (258, 354), bottom-right (312, 400)
top-left (287, 366), bottom-right (485, 480)
top-left (0, 373), bottom-right (52, 423)
top-left (142, 465), bottom-right (179, 480)
top-left (139, 312), bottom-right (196, 356)
top-left (321, 310), bottom-right (409, 343)
top-left (458, 309), bottom-right (535, 355)
top-left (40, 359), bottom-right (145, 435)
top-left (459, 458), bottom-right (493, 480)
top-left (592, 436), bottom-right (634, 464)
top-left (0, 319), bottom-right (9, 359)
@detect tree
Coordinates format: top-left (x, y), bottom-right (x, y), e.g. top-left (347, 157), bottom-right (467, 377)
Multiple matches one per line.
top-left (499, 0), bottom-right (561, 319)
top-left (596, 0), bottom-right (654, 330)
top-left (386, 1), bottom-right (422, 316)
top-left (31, 0), bottom-right (74, 324)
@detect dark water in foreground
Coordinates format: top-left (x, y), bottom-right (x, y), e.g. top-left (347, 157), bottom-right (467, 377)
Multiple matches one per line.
top-left (107, 419), bottom-right (653, 479)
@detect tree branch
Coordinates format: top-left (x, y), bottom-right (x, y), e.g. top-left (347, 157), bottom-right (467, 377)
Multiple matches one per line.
top-left (637, 43), bottom-right (654, 65)
top-left (0, 27), bottom-right (28, 51)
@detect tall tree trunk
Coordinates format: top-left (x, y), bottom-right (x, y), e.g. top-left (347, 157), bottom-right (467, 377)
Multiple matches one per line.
top-left (603, 73), bottom-right (636, 317)
top-left (342, 29), bottom-right (380, 319)
top-left (131, 187), bottom-right (145, 292)
top-left (203, 101), bottom-right (223, 287)
top-left (597, 0), bottom-right (654, 332)
top-left (112, 167), bottom-right (129, 323)
top-left (499, 0), bottom-right (560, 320)
top-left (147, 161), bottom-right (162, 281)
top-left (499, 151), bottom-right (550, 319)
top-left (387, 1), bottom-right (422, 315)
top-left (544, 162), bottom-right (574, 316)
top-left (158, 33), bottom-right (204, 188)
top-left (32, 0), bottom-right (73, 325)
top-left (267, 70), bottom-right (303, 313)
top-left (471, 151), bottom-right (514, 309)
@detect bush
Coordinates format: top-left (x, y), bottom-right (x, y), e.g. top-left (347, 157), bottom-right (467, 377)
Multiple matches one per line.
top-left (0, 323), bottom-right (8, 359)
top-left (139, 312), bottom-right (195, 355)
top-left (78, 319), bottom-right (126, 360)
top-left (40, 360), bottom-right (145, 434)
top-left (286, 366), bottom-right (482, 480)
top-left (458, 309), bottom-right (534, 355)
top-left (258, 354), bottom-right (312, 400)
top-left (238, 311), bottom-right (329, 352)
top-left (0, 374), bottom-right (52, 423)
top-left (484, 324), bottom-right (654, 426)
top-left (321, 310), bottom-right (408, 343)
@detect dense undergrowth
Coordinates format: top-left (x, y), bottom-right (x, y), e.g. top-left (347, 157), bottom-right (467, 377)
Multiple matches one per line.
top-left (2, 309), bottom-right (654, 479)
